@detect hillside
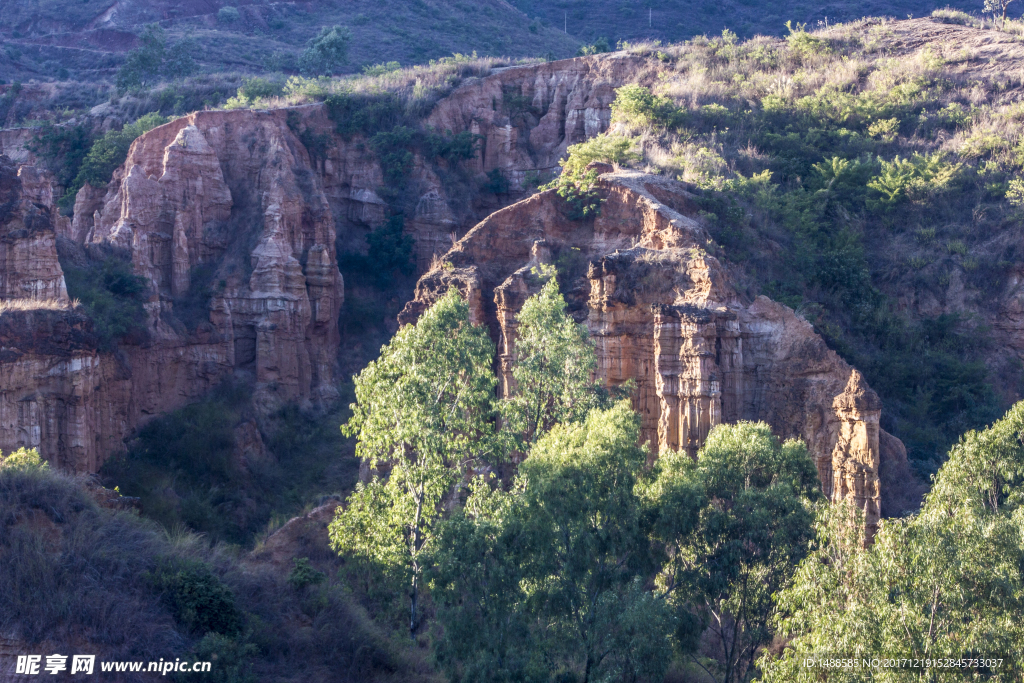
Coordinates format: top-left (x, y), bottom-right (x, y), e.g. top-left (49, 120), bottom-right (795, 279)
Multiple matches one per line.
top-left (512, 0), bottom-right (980, 44)
top-left (0, 0), bottom-right (579, 83)
top-left (5, 12), bottom-right (1024, 681)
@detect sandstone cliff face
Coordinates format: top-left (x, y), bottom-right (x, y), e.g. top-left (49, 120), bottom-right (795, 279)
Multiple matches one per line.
top-left (0, 51), bottom-right (903, 514)
top-left (86, 110), bottom-right (345, 415)
top-left (401, 171), bottom-right (898, 535)
top-left (0, 156), bottom-right (128, 471)
top-left (0, 158), bottom-right (68, 302)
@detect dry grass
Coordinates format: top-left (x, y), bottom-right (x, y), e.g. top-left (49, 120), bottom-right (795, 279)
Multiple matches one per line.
top-left (230, 54), bottom-right (545, 114)
top-left (0, 297), bottom-right (78, 314)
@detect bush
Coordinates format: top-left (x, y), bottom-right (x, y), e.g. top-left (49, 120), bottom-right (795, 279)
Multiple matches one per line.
top-left (361, 61), bottom-right (401, 76)
top-left (369, 126), bottom-right (415, 185)
top-left (559, 132), bottom-right (637, 176)
top-left (867, 152), bottom-right (961, 208)
top-left (217, 6), bottom-right (240, 23)
top-left (324, 91), bottom-right (405, 138)
top-left (339, 215), bottom-right (415, 287)
top-left (300, 25), bottom-right (351, 76)
top-left (149, 560), bottom-right (242, 636)
top-left (63, 251), bottom-right (149, 350)
top-left (577, 36), bottom-right (612, 56)
top-left (785, 21), bottom-right (830, 58)
top-left (0, 448), bottom-right (48, 473)
top-left (224, 77), bottom-right (284, 109)
top-left (288, 557), bottom-right (326, 590)
top-left (423, 129), bottom-right (480, 163)
top-left (116, 25), bottom-right (196, 91)
top-left (75, 112), bottom-right (167, 188)
top-left (611, 84), bottom-right (683, 128)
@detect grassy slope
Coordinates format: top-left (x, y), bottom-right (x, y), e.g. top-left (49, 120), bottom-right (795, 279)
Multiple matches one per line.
top-left (0, 0), bottom-right (579, 83)
top-left (578, 15), bottom-right (1024, 481)
top-left (0, 466), bottom-right (435, 682)
top-left (512, 0), bottom-right (979, 43)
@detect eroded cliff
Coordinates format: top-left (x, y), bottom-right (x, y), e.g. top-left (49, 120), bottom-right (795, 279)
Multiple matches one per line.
top-left (0, 51), bottom-right (910, 533)
top-left (401, 171), bottom-right (905, 535)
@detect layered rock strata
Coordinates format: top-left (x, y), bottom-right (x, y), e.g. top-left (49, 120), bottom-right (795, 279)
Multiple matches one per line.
top-left (401, 171), bottom-right (893, 535)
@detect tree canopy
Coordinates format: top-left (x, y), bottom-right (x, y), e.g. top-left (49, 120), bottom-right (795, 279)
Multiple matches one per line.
top-left (760, 402), bottom-right (1024, 682)
top-left (329, 289), bottom-right (496, 636)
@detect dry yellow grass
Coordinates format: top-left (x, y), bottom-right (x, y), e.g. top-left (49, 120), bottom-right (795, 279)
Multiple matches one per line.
top-left (0, 298), bottom-right (78, 314)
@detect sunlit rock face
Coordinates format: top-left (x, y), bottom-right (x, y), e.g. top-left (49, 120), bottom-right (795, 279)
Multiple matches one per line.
top-left (401, 170), bottom-right (900, 535)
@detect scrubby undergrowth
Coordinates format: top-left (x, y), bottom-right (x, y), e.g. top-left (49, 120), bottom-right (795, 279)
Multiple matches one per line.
top-left (0, 461), bottom-right (433, 683)
top-left (556, 16), bottom-right (1024, 477)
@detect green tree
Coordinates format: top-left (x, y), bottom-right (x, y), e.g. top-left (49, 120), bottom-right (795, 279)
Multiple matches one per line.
top-left (500, 273), bottom-right (602, 450)
top-left (329, 290), bottom-right (497, 637)
top-left (760, 402), bottom-right (1024, 682)
top-left (651, 422), bottom-right (820, 683)
top-left (75, 113), bottom-right (167, 188)
top-left (430, 402), bottom-right (673, 683)
top-left (116, 25), bottom-right (196, 91)
top-left (300, 25), bottom-right (351, 76)
top-left (116, 24), bottom-right (166, 90)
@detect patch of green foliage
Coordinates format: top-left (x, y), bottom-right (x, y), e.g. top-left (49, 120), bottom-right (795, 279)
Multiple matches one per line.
top-left (62, 251), bottom-right (149, 350)
top-left (148, 559), bottom-right (242, 636)
top-left (49, 112), bottom-right (166, 212)
top-left (785, 21), bottom-right (831, 58)
top-left (0, 447), bottom-right (48, 473)
top-left (75, 112), bottom-right (167, 187)
top-left (0, 464), bottom-right (411, 680)
top-left (288, 557), bottom-right (327, 590)
top-left (339, 215), bottom-right (415, 288)
top-left (116, 24), bottom-right (196, 92)
top-left (544, 133), bottom-right (636, 220)
top-left (361, 61), bottom-right (401, 76)
top-left (224, 77), bottom-right (285, 109)
top-left (300, 25), bottom-right (351, 76)
top-left (324, 91), bottom-right (406, 138)
top-left (27, 122), bottom-right (92, 211)
top-left (577, 36), bottom-right (612, 56)
top-left (100, 383), bottom-right (356, 547)
top-left (611, 83), bottom-right (685, 128)
top-left (761, 400), bottom-right (1024, 680)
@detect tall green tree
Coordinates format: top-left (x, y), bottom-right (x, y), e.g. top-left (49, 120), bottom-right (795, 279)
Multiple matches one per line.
top-left (329, 290), bottom-right (497, 637)
top-left (650, 421), bottom-right (820, 683)
top-left (759, 402), bottom-right (1024, 682)
top-left (501, 273), bottom-right (602, 450)
top-left (430, 402), bottom-right (673, 683)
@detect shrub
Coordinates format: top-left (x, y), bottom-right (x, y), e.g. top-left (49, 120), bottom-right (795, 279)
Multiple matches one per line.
top-left (546, 169), bottom-right (604, 220)
top-left (324, 91), bottom-right (405, 138)
top-left (300, 25), bottom-right (351, 76)
top-left (0, 448), bottom-right (48, 473)
top-left (423, 129), bottom-right (480, 163)
top-left (931, 8), bottom-right (979, 25)
top-left (217, 6), bottom-right (240, 23)
top-left (369, 126), bottom-right (415, 185)
top-left (62, 251), bottom-right (149, 350)
top-left (339, 215), bottom-right (415, 287)
top-left (785, 21), bottom-right (831, 58)
top-left (224, 77), bottom-right (284, 109)
top-left (559, 133), bottom-right (637, 176)
top-left (867, 152), bottom-right (961, 208)
top-left (611, 84), bottom-right (683, 128)
top-left (483, 168), bottom-right (509, 194)
top-left (116, 24), bottom-right (196, 91)
top-left (150, 560), bottom-right (242, 636)
top-left (361, 61), bottom-right (401, 76)
top-left (577, 37), bottom-right (612, 56)
top-left (288, 557), bottom-right (326, 590)
top-left (74, 112), bottom-right (167, 189)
